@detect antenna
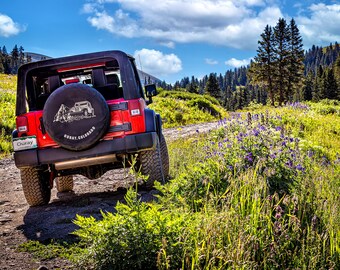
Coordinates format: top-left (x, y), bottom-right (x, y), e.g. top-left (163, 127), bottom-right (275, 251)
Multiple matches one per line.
top-left (138, 54), bottom-right (143, 73)
top-left (138, 54), bottom-right (146, 85)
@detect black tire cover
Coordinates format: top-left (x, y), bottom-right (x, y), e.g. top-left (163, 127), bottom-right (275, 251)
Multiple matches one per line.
top-left (43, 83), bottom-right (110, 151)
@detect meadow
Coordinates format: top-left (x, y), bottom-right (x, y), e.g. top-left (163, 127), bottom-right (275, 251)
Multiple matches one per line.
top-left (69, 102), bottom-right (339, 269)
top-left (1, 75), bottom-right (339, 268)
top-left (0, 74), bottom-right (16, 157)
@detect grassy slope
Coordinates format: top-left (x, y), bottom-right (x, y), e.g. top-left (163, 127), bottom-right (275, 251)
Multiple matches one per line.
top-left (0, 74), bottom-right (16, 156)
top-left (149, 90), bottom-right (228, 128)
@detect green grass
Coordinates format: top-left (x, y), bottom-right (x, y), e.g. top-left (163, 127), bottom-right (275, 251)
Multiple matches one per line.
top-left (149, 90), bottom-right (228, 128)
top-left (0, 74), bottom-right (16, 157)
top-left (69, 104), bottom-right (339, 269)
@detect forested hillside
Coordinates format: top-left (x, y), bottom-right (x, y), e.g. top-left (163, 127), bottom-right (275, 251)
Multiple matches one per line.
top-left (172, 19), bottom-right (340, 110)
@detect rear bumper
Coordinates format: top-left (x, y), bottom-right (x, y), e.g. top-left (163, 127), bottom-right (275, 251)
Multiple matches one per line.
top-left (14, 132), bottom-right (157, 168)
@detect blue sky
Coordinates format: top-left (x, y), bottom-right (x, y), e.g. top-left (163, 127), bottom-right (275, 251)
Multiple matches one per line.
top-left (1, 0), bottom-right (340, 83)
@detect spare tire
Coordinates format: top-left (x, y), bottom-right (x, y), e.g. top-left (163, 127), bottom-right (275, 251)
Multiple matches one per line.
top-left (43, 83), bottom-right (110, 151)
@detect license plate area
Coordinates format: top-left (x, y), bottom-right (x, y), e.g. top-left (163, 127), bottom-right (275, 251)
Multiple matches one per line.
top-left (13, 136), bottom-right (37, 151)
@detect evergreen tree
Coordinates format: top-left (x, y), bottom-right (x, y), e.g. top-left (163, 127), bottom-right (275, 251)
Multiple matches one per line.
top-left (250, 24), bottom-right (276, 105)
top-left (205, 73), bottom-right (221, 99)
top-left (303, 71), bottom-right (313, 101)
top-left (187, 76), bottom-right (199, 93)
top-left (273, 18), bottom-right (290, 105)
top-left (324, 68), bottom-right (338, 100)
top-left (287, 18), bottom-right (304, 101)
top-left (19, 46), bottom-right (25, 66)
top-left (0, 51), bottom-right (4, 73)
top-left (312, 66), bottom-right (323, 101)
top-left (10, 45), bottom-right (19, 74)
top-left (2, 46), bottom-right (10, 74)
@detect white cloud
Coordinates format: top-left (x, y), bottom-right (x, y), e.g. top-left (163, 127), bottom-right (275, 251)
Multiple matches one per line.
top-left (81, 3), bottom-right (98, 14)
top-left (85, 0), bottom-right (282, 49)
top-left (0, 14), bottom-right (25, 37)
top-left (297, 4), bottom-right (340, 48)
top-left (134, 49), bottom-right (182, 77)
top-left (159, 41), bottom-right (175, 49)
top-left (225, 57), bottom-right (252, 68)
top-left (205, 58), bottom-right (218, 65)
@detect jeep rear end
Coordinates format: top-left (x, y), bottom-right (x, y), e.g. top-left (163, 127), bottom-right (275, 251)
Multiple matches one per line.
top-left (13, 50), bottom-right (169, 206)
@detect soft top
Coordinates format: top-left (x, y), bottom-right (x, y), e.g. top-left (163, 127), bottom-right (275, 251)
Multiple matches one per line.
top-left (16, 50), bottom-right (143, 115)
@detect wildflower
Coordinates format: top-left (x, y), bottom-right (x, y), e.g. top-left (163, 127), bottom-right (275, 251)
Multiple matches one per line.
top-left (296, 164), bottom-right (304, 171)
top-left (285, 160), bottom-right (293, 168)
top-left (269, 153), bottom-right (276, 159)
top-left (259, 125), bottom-right (266, 131)
top-left (245, 152), bottom-right (253, 163)
top-left (196, 129), bottom-right (199, 133)
top-left (253, 128), bottom-right (260, 137)
top-left (307, 150), bottom-right (314, 157)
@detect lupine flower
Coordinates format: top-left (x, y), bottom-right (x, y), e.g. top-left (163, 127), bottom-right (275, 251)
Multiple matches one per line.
top-left (296, 164), bottom-right (305, 171)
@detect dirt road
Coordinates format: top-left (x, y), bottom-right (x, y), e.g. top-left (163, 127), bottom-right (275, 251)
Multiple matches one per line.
top-left (0, 121), bottom-right (220, 270)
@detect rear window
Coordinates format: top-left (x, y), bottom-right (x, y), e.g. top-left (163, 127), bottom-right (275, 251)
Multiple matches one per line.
top-left (26, 59), bottom-right (124, 111)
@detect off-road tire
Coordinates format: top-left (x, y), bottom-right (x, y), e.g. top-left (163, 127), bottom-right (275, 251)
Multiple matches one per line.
top-left (160, 133), bottom-right (169, 180)
top-left (20, 167), bottom-right (51, 206)
top-left (138, 136), bottom-right (164, 189)
top-left (56, 176), bottom-right (74, 192)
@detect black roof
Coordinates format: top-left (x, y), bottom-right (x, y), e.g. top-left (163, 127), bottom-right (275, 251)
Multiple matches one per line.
top-left (16, 50), bottom-right (143, 115)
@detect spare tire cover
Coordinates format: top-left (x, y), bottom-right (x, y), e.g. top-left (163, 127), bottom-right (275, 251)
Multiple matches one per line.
top-left (43, 83), bottom-right (110, 151)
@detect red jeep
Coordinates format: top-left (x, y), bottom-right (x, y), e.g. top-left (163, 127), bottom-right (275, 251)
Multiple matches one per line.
top-left (12, 50), bottom-right (169, 206)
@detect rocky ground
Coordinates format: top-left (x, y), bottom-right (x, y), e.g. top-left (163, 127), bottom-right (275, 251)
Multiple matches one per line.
top-left (0, 121), bottom-right (219, 270)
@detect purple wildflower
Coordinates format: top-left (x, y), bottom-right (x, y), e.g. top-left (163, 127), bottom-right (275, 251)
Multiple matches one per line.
top-left (296, 164), bottom-right (305, 171)
top-left (245, 152), bottom-right (253, 163)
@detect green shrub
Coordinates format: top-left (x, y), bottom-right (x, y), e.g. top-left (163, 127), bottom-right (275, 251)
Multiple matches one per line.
top-left (72, 111), bottom-right (340, 269)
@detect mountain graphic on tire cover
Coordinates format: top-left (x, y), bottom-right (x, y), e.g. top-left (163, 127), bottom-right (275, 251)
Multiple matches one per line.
top-left (53, 101), bottom-right (96, 123)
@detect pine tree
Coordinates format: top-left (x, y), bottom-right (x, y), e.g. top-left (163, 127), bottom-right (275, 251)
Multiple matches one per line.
top-left (250, 24), bottom-right (276, 105)
top-left (205, 73), bottom-right (221, 99)
top-left (288, 18), bottom-right (304, 101)
top-left (324, 68), bottom-right (338, 100)
top-left (312, 66), bottom-right (323, 101)
top-left (10, 45), bottom-right (19, 74)
top-left (0, 51), bottom-right (4, 73)
top-left (273, 18), bottom-right (290, 105)
top-left (303, 71), bottom-right (313, 101)
top-left (19, 46), bottom-right (25, 66)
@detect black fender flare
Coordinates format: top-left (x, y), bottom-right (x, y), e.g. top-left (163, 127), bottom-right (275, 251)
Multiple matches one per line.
top-left (144, 109), bottom-right (162, 140)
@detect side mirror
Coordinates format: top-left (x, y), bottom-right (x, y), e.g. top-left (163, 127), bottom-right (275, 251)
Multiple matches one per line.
top-left (145, 84), bottom-right (157, 104)
top-left (145, 84), bottom-right (157, 98)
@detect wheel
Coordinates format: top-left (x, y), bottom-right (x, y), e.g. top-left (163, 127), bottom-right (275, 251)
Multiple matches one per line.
top-left (20, 167), bottom-right (51, 206)
top-left (138, 136), bottom-right (164, 189)
top-left (56, 176), bottom-right (74, 192)
top-left (160, 133), bottom-right (169, 180)
top-left (43, 84), bottom-right (110, 151)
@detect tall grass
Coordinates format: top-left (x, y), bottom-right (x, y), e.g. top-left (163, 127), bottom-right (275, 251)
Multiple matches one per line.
top-left (72, 105), bottom-right (339, 269)
top-left (0, 74), bottom-right (16, 157)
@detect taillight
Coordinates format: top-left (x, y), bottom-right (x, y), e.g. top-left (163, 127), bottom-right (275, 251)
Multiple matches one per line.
top-left (16, 116), bottom-right (28, 136)
top-left (129, 100), bottom-right (142, 116)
